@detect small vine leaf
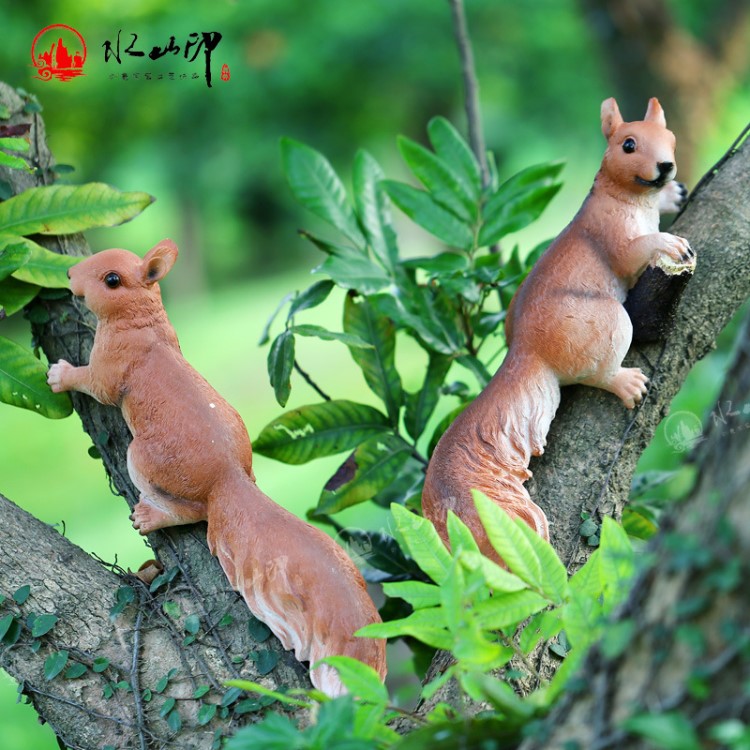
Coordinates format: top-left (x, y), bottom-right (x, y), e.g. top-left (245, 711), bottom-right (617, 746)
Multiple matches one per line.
top-left (44, 650), bottom-right (69, 680)
top-left (31, 613), bottom-right (58, 637)
top-left (13, 584), bottom-right (31, 605)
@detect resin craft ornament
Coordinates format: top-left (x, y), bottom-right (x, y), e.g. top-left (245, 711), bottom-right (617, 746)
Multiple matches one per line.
top-left (47, 240), bottom-right (386, 696)
top-left (423, 97), bottom-right (694, 558)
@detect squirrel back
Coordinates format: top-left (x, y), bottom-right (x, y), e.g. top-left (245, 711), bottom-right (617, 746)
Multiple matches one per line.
top-left (48, 241), bottom-right (386, 695)
top-left (423, 98), bottom-right (694, 559)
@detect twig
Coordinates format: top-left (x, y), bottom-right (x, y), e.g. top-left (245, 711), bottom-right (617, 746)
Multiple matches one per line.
top-left (294, 359), bottom-right (331, 401)
top-left (448, 0), bottom-right (490, 188)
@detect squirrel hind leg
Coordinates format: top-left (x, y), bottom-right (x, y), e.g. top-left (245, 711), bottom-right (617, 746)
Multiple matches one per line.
top-left (586, 366), bottom-right (649, 410)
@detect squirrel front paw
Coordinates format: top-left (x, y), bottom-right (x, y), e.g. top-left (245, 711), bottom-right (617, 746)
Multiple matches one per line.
top-left (659, 180), bottom-right (688, 214)
top-left (47, 360), bottom-right (74, 393)
top-left (656, 232), bottom-right (694, 265)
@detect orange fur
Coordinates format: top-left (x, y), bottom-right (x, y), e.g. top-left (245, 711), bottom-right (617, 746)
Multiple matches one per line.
top-left (47, 241), bottom-right (386, 696)
top-left (422, 98), bottom-right (693, 559)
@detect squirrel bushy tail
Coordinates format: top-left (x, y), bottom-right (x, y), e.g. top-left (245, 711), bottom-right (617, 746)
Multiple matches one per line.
top-left (422, 352), bottom-right (560, 559)
top-left (206, 472), bottom-right (386, 696)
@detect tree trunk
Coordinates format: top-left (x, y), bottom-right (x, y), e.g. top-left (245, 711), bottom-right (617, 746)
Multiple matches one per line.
top-left (519, 314), bottom-right (750, 749)
top-left (0, 83), bottom-right (311, 750)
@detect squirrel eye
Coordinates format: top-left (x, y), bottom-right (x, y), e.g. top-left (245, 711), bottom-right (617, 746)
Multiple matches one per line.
top-left (622, 137), bottom-right (637, 154)
top-left (104, 272), bottom-right (121, 289)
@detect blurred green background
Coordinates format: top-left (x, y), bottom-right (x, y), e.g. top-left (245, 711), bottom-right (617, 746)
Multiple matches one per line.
top-left (1, 0), bottom-right (748, 746)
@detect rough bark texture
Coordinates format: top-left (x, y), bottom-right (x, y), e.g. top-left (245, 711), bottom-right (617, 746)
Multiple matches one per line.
top-left (417, 123), bottom-right (750, 714)
top-left (0, 83), bottom-right (311, 749)
top-left (519, 317), bottom-right (750, 750)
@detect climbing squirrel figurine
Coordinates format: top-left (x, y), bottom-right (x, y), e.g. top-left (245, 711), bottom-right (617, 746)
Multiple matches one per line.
top-left (46, 240), bottom-right (386, 696)
top-left (422, 97), bottom-right (694, 558)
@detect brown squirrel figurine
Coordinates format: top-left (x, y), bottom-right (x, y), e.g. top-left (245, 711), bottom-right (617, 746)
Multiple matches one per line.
top-left (47, 241), bottom-right (386, 695)
top-left (422, 97), bottom-right (694, 559)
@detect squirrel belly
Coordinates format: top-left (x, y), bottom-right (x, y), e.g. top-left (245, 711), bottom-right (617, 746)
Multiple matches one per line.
top-left (422, 97), bottom-right (694, 557)
top-left (206, 474), bottom-right (386, 696)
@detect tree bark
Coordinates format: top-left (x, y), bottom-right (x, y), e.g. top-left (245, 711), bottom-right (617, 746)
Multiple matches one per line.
top-left (0, 83), bottom-right (311, 749)
top-left (519, 315), bottom-right (750, 749)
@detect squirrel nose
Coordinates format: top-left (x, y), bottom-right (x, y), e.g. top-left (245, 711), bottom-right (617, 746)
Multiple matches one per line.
top-left (658, 161), bottom-right (674, 175)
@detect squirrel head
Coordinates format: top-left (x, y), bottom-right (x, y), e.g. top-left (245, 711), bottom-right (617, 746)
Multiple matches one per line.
top-left (68, 239), bottom-right (178, 319)
top-left (599, 97), bottom-right (677, 194)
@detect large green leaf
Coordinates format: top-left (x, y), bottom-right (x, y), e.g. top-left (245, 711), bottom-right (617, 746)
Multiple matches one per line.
top-left (382, 580), bottom-right (441, 610)
top-left (0, 242), bottom-right (31, 282)
top-left (0, 235), bottom-right (79, 288)
top-left (356, 608), bottom-right (452, 651)
top-left (391, 503), bottom-right (452, 585)
top-left (514, 517), bottom-right (568, 604)
top-left (315, 655), bottom-right (388, 705)
top-left (315, 253), bottom-right (390, 295)
top-left (290, 324), bottom-right (371, 349)
top-left (383, 180), bottom-right (474, 250)
top-left (473, 589), bottom-right (550, 630)
top-left (286, 279), bottom-right (334, 320)
top-left (479, 183), bottom-right (561, 247)
top-left (404, 352), bottom-right (453, 441)
top-left (485, 160), bottom-right (565, 213)
top-left (0, 183), bottom-right (154, 236)
top-left (352, 149), bottom-right (398, 272)
top-left (344, 294), bottom-right (402, 425)
top-left (599, 517), bottom-right (635, 613)
top-left (0, 336), bottom-right (72, 418)
top-left (267, 329), bottom-right (295, 407)
top-left (281, 138), bottom-right (366, 249)
top-left (397, 136), bottom-right (476, 222)
top-left (313, 434), bottom-right (412, 517)
top-left (253, 400), bottom-right (390, 464)
top-left (427, 117), bottom-right (482, 199)
top-left (0, 277), bottom-right (40, 316)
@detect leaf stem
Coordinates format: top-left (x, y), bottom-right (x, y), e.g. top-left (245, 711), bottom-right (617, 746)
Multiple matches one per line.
top-left (294, 359), bottom-right (332, 402)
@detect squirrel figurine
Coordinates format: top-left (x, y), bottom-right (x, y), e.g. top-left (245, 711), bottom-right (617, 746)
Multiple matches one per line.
top-left (47, 240), bottom-right (386, 696)
top-left (422, 97), bottom-right (694, 558)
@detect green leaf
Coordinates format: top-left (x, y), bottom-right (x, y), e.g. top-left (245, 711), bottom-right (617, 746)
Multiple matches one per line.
top-left (382, 580), bottom-right (441, 610)
top-left (622, 506), bottom-right (658, 540)
top-left (428, 403), bottom-right (469, 458)
top-left (0, 242), bottom-right (31, 283)
top-left (267, 329), bottom-right (295, 407)
top-left (31, 613), bottom-right (58, 637)
top-left (455, 354), bottom-right (492, 389)
top-left (391, 503), bottom-right (452, 585)
top-left (0, 183), bottom-right (154, 236)
top-left (290, 324), bottom-right (372, 349)
top-left (166, 707), bottom-right (182, 733)
top-left (460, 551), bottom-right (528, 593)
top-left (383, 180), bottom-right (474, 250)
top-left (472, 491), bottom-right (543, 589)
top-left (427, 117), bottom-right (482, 199)
top-left (225, 712), bottom-right (303, 749)
top-left (519, 609), bottom-right (563, 654)
top-left (315, 253), bottom-right (390, 295)
top-left (255, 649), bottom-right (279, 675)
top-left (357, 609), bottom-right (452, 650)
top-left (0, 614), bottom-right (15, 640)
top-left (485, 161), bottom-right (565, 214)
top-left (281, 138), bottom-right (366, 249)
top-left (64, 663), bottom-right (88, 679)
top-left (0, 336), bottom-right (73, 418)
top-left (473, 589), bottom-right (550, 630)
top-left (287, 279), bottom-right (335, 320)
top-left (0, 276), bottom-right (40, 316)
top-left (514, 519), bottom-right (568, 604)
top-left (92, 657), bottom-right (110, 673)
top-left (397, 136), bottom-right (476, 222)
top-left (313, 434), bottom-right (412, 517)
top-left (569, 548), bottom-right (601, 598)
top-left (336, 527), bottom-right (425, 579)
top-left (316, 655), bottom-right (388, 704)
top-left (479, 183), bottom-right (562, 247)
top-left (0, 137), bottom-right (30, 153)
top-left (404, 352), bottom-right (452, 441)
top-left (353, 149), bottom-right (398, 272)
top-left (0, 235), bottom-right (80, 288)
top-left (0, 151), bottom-right (29, 171)
top-left (198, 703), bottom-right (217, 726)
top-left (343, 293), bottom-right (402, 425)
top-left (224, 679), bottom-right (312, 709)
top-left (44, 650), bottom-right (69, 680)
top-left (401, 252), bottom-right (469, 276)
top-left (446, 511), bottom-right (480, 556)
top-left (193, 685), bottom-right (211, 699)
top-left (254, 400), bottom-right (390, 465)
top-left (13, 584), bottom-right (31, 604)
top-left (622, 712), bottom-right (702, 750)
top-left (160, 700), bottom-right (176, 718)
top-left (562, 588), bottom-right (603, 649)
top-left (257, 291), bottom-right (293, 346)
top-left (599, 517), bottom-right (635, 613)
top-left (184, 614), bottom-right (201, 635)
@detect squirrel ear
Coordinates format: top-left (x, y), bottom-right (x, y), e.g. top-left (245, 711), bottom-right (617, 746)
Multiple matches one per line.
top-left (644, 97), bottom-right (667, 127)
top-left (601, 98), bottom-right (623, 139)
top-left (142, 239), bottom-right (178, 285)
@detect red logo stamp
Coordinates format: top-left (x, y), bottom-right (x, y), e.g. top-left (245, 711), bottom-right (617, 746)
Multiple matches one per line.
top-left (31, 25), bottom-right (87, 82)
top-left (220, 63), bottom-right (230, 82)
